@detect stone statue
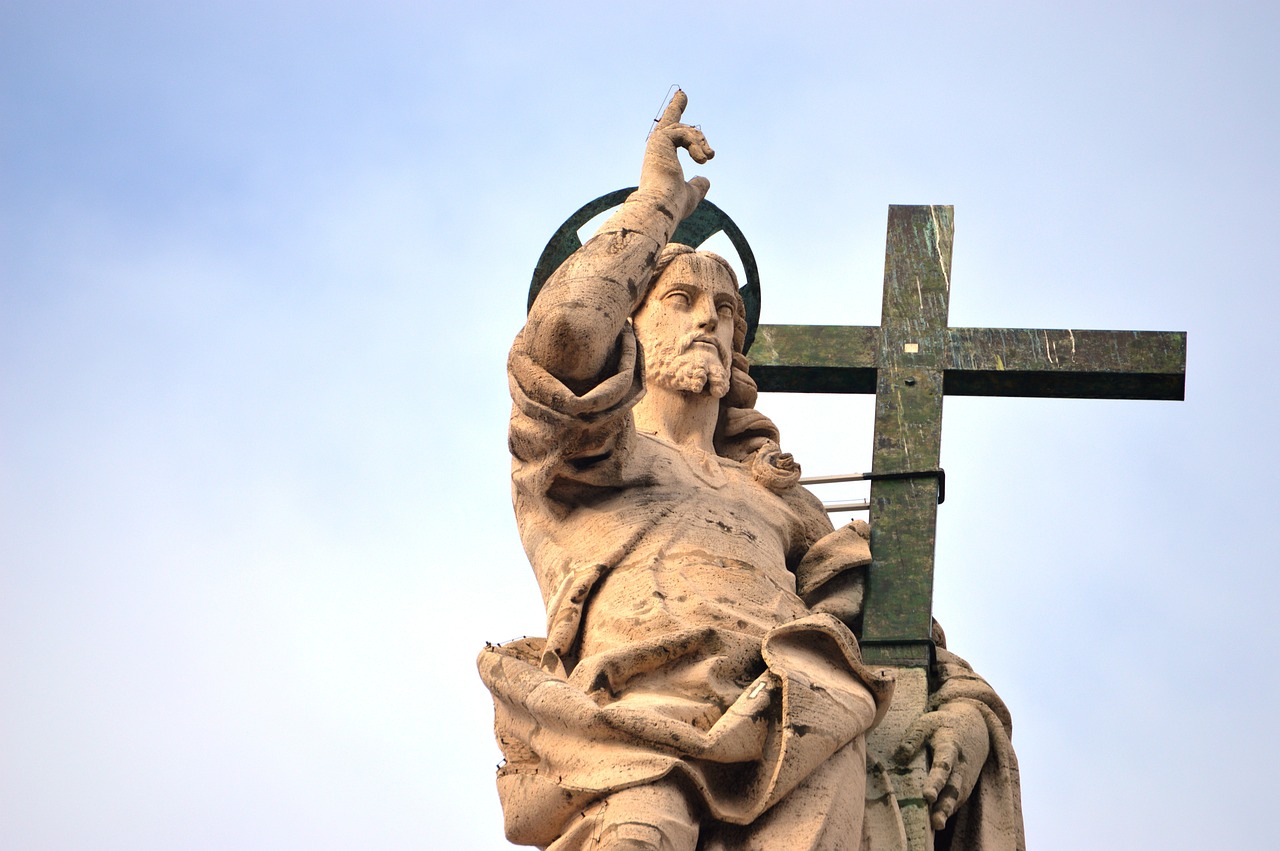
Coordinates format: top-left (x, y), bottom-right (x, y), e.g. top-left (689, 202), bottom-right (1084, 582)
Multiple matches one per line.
top-left (478, 92), bottom-right (1024, 851)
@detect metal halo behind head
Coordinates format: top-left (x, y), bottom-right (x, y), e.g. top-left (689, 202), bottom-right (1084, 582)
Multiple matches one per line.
top-left (528, 188), bottom-right (762, 353)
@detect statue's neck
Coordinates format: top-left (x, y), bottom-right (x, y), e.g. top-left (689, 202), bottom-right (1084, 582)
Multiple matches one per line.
top-left (633, 385), bottom-right (719, 456)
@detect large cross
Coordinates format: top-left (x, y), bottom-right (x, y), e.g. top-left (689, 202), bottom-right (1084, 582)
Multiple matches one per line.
top-left (747, 205), bottom-right (1186, 668)
top-left (748, 205), bottom-right (1185, 849)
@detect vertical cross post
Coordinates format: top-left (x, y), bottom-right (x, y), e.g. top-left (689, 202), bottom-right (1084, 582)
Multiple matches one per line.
top-left (861, 207), bottom-right (954, 850)
top-left (863, 206), bottom-right (953, 668)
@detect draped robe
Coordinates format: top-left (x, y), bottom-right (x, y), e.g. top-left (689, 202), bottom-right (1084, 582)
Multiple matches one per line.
top-left (479, 319), bottom-right (1024, 850)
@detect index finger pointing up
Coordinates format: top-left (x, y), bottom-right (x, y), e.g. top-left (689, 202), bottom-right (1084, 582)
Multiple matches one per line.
top-left (657, 89), bottom-right (688, 129)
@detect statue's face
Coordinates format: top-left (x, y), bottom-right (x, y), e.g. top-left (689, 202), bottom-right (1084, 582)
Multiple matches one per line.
top-left (633, 254), bottom-right (737, 398)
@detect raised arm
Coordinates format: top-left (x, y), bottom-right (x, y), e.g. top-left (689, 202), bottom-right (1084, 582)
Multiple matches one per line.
top-left (522, 90), bottom-right (714, 393)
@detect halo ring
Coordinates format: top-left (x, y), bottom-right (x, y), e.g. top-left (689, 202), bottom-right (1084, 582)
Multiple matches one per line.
top-left (528, 188), bottom-right (762, 353)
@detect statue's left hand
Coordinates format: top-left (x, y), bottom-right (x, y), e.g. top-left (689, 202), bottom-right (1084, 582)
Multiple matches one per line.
top-left (893, 699), bottom-right (990, 831)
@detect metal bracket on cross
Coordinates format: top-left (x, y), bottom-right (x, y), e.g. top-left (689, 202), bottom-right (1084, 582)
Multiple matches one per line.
top-left (801, 469), bottom-right (947, 514)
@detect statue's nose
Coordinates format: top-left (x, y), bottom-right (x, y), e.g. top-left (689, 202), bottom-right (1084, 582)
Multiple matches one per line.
top-left (696, 297), bottom-right (717, 330)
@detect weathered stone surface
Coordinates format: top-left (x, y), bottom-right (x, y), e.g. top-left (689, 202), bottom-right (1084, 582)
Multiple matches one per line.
top-left (479, 91), bottom-right (1023, 851)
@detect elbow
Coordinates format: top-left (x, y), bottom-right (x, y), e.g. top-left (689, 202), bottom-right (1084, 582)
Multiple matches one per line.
top-left (525, 307), bottom-right (618, 388)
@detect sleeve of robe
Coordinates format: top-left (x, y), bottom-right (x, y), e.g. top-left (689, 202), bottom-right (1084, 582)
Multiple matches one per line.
top-left (506, 226), bottom-right (660, 518)
top-left (504, 316), bottom-right (650, 660)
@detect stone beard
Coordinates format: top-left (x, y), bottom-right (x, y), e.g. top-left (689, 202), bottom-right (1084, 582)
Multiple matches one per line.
top-left (640, 326), bottom-right (731, 397)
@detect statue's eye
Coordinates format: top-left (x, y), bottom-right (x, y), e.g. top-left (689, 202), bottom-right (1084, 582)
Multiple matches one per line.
top-left (717, 303), bottom-right (734, 317)
top-left (666, 291), bottom-right (691, 307)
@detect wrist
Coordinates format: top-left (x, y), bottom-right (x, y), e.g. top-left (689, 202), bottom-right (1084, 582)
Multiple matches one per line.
top-left (600, 193), bottom-right (683, 244)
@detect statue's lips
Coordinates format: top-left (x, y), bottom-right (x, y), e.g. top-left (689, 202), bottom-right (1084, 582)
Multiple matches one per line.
top-left (689, 336), bottom-right (721, 353)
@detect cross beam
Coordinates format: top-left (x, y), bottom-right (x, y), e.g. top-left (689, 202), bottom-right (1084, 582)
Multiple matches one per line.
top-left (748, 205), bottom-right (1187, 666)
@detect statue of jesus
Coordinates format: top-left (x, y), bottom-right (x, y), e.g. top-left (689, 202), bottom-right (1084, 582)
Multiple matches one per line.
top-left (479, 92), bottom-right (1024, 851)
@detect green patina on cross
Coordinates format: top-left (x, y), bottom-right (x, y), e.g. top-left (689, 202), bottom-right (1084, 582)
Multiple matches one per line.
top-left (532, 197), bottom-right (1188, 669)
top-left (750, 205), bottom-right (1186, 666)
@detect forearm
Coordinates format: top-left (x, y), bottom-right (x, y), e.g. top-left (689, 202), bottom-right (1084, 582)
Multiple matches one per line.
top-left (522, 193), bottom-right (678, 390)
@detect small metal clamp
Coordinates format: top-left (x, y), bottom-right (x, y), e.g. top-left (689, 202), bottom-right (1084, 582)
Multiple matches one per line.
top-left (800, 469), bottom-right (946, 514)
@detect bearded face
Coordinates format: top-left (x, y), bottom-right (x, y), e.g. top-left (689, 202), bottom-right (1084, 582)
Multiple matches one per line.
top-left (632, 254), bottom-right (738, 399)
top-left (642, 327), bottom-right (732, 397)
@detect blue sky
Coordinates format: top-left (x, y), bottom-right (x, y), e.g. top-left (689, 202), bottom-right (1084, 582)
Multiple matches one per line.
top-left (2, 2), bottom-right (1277, 848)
